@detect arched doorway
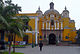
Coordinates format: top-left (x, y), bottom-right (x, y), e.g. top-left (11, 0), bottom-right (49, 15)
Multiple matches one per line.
top-left (49, 33), bottom-right (56, 44)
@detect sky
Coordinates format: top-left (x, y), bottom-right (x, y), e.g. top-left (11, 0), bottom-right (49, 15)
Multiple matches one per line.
top-left (9, 0), bottom-right (80, 30)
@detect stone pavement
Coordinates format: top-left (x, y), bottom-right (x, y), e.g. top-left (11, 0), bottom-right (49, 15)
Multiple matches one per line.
top-left (15, 45), bottom-right (80, 54)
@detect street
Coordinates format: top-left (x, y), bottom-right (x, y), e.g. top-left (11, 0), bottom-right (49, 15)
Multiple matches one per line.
top-left (15, 45), bottom-right (80, 54)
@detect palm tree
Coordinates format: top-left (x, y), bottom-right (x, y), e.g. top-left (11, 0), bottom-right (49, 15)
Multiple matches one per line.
top-left (0, 0), bottom-right (10, 50)
top-left (0, 0), bottom-right (30, 54)
top-left (5, 0), bottom-right (30, 53)
top-left (11, 16), bottom-right (29, 53)
top-left (0, 0), bottom-right (28, 54)
top-left (5, 1), bottom-right (29, 54)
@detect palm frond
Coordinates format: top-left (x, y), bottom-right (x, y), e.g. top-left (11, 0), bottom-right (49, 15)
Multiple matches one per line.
top-left (0, 14), bottom-right (9, 27)
top-left (18, 28), bottom-right (23, 38)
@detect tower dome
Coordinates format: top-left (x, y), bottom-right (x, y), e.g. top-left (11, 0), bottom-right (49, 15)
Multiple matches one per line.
top-left (62, 6), bottom-right (69, 18)
top-left (36, 6), bottom-right (43, 17)
top-left (44, 2), bottom-right (59, 15)
top-left (50, 2), bottom-right (54, 9)
top-left (36, 6), bottom-right (42, 14)
top-left (63, 6), bottom-right (69, 13)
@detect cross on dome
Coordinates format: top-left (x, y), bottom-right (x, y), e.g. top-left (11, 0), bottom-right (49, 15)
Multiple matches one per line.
top-left (38, 6), bottom-right (40, 10)
top-left (65, 6), bottom-right (67, 10)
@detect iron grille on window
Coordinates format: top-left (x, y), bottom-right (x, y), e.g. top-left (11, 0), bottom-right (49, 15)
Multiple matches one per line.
top-left (51, 20), bottom-right (54, 25)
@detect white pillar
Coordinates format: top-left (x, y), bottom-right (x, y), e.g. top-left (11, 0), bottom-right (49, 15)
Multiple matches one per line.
top-left (57, 22), bottom-right (59, 29)
top-left (46, 21), bottom-right (47, 29)
top-left (42, 22), bottom-right (44, 29)
top-left (55, 21), bottom-right (56, 30)
top-left (35, 17), bottom-right (38, 44)
top-left (49, 22), bottom-right (50, 30)
top-left (61, 22), bottom-right (63, 29)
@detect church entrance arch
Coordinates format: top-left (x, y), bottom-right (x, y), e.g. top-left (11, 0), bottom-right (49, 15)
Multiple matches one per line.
top-left (49, 33), bottom-right (56, 44)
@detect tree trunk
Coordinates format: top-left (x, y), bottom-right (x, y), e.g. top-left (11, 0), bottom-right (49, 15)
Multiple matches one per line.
top-left (0, 30), bottom-right (5, 49)
top-left (8, 33), bottom-right (12, 54)
top-left (0, 30), bottom-right (4, 41)
top-left (13, 34), bottom-right (16, 53)
top-left (9, 41), bottom-right (11, 54)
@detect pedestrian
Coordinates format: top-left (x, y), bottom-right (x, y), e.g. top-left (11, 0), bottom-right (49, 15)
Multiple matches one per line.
top-left (39, 41), bottom-right (43, 51)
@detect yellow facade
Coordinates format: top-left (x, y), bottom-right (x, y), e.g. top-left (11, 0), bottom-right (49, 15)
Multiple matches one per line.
top-left (1, 2), bottom-right (77, 44)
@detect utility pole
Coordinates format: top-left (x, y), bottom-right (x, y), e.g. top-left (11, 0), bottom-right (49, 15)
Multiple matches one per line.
top-left (35, 17), bottom-right (38, 45)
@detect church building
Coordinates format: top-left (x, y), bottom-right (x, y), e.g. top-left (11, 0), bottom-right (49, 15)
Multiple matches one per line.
top-left (3, 2), bottom-right (77, 45)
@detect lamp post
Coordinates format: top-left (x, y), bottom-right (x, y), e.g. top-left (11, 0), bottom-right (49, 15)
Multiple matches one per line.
top-left (38, 32), bottom-right (39, 44)
top-left (35, 16), bottom-right (38, 45)
top-left (32, 32), bottom-right (34, 48)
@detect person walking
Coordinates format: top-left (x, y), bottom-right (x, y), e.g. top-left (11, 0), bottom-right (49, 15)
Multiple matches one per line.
top-left (39, 41), bottom-right (43, 51)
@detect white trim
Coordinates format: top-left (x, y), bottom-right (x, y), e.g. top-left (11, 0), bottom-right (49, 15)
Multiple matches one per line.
top-left (12, 16), bottom-right (38, 19)
top-left (55, 22), bottom-right (56, 30)
top-left (42, 22), bottom-right (44, 29)
top-left (25, 31), bottom-right (35, 33)
top-left (49, 22), bottom-right (50, 30)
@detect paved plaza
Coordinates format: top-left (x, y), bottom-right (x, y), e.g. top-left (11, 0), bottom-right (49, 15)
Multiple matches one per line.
top-left (15, 45), bottom-right (80, 54)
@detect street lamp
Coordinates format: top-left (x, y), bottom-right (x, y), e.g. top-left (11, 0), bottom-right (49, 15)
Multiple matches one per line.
top-left (38, 32), bottom-right (39, 44)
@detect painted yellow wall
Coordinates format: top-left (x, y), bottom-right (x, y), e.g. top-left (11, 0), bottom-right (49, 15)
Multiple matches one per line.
top-left (25, 33), bottom-right (35, 44)
top-left (1, 13), bottom-right (77, 44)
top-left (40, 14), bottom-right (77, 43)
top-left (0, 33), bottom-right (23, 42)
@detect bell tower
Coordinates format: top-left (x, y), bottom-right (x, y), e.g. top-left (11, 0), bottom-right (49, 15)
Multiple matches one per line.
top-left (50, 2), bottom-right (54, 9)
top-left (62, 6), bottom-right (69, 18)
